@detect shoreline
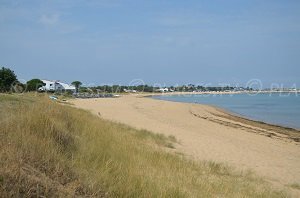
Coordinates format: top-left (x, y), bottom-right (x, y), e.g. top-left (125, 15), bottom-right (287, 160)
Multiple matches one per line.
top-left (205, 105), bottom-right (300, 143)
top-left (71, 94), bottom-right (300, 194)
top-left (147, 93), bottom-right (300, 143)
top-left (140, 90), bottom-right (299, 97)
top-left (146, 92), bottom-right (300, 132)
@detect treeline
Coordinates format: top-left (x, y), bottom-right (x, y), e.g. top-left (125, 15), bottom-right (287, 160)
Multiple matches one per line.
top-left (80, 85), bottom-right (159, 93)
top-left (80, 84), bottom-right (253, 93)
top-left (1, 66), bottom-right (253, 94)
top-left (0, 66), bottom-right (80, 93)
top-left (0, 67), bottom-right (47, 93)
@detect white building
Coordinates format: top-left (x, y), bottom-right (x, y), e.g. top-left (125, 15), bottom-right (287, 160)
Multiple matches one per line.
top-left (58, 81), bottom-right (76, 92)
top-left (156, 88), bottom-right (169, 93)
top-left (38, 80), bottom-right (76, 92)
top-left (123, 89), bottom-right (137, 93)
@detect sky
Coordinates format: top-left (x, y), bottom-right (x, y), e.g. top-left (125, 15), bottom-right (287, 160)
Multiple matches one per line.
top-left (0, 0), bottom-right (299, 88)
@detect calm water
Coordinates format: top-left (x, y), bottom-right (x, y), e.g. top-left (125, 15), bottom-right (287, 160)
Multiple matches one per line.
top-left (153, 93), bottom-right (300, 129)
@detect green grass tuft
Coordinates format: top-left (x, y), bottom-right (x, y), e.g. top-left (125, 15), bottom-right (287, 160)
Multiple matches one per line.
top-left (288, 183), bottom-right (300, 190)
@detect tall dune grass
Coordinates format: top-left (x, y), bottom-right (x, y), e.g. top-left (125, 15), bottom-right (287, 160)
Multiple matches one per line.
top-left (0, 94), bottom-right (287, 197)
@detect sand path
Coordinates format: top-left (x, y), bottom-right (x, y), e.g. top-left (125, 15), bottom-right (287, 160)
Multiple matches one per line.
top-left (72, 94), bottom-right (300, 193)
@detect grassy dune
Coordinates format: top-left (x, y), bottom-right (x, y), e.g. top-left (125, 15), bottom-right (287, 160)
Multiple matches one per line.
top-left (0, 94), bottom-right (287, 197)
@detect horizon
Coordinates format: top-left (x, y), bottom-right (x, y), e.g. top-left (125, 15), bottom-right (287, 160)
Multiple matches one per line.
top-left (19, 78), bottom-right (300, 91)
top-left (1, 0), bottom-right (300, 88)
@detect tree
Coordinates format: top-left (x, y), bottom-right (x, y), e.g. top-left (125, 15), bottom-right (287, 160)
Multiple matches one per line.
top-left (71, 81), bottom-right (82, 93)
top-left (0, 67), bottom-right (18, 92)
top-left (11, 82), bottom-right (26, 93)
top-left (26, 79), bottom-right (45, 91)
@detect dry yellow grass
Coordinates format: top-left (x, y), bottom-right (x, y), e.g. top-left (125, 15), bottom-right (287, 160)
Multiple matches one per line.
top-left (0, 94), bottom-right (288, 197)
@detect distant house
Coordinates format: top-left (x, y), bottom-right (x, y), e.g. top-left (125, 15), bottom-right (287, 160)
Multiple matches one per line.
top-left (58, 81), bottom-right (76, 92)
top-left (123, 89), bottom-right (137, 93)
top-left (38, 80), bottom-right (76, 92)
top-left (156, 88), bottom-right (169, 93)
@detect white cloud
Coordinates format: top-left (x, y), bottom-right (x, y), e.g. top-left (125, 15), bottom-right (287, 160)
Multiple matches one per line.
top-left (158, 16), bottom-right (195, 27)
top-left (38, 13), bottom-right (82, 34)
top-left (156, 13), bottom-right (213, 29)
top-left (39, 13), bottom-right (60, 26)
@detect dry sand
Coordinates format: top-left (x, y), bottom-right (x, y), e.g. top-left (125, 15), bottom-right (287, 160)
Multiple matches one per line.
top-left (71, 93), bottom-right (300, 194)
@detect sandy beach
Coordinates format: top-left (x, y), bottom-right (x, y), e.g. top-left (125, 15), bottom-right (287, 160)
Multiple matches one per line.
top-left (72, 93), bottom-right (300, 193)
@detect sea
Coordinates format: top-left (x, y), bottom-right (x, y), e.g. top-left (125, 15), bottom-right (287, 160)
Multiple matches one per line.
top-left (152, 92), bottom-right (300, 130)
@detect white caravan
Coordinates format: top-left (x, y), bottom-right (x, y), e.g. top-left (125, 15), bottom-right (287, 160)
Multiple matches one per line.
top-left (38, 80), bottom-right (75, 92)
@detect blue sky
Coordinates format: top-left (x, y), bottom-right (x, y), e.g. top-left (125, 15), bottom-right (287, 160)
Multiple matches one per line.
top-left (0, 0), bottom-right (299, 87)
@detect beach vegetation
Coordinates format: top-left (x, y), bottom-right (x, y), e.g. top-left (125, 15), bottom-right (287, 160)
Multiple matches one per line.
top-left (0, 67), bottom-right (18, 92)
top-left (71, 81), bottom-right (82, 93)
top-left (288, 183), bottom-right (300, 190)
top-left (0, 94), bottom-right (287, 197)
top-left (26, 78), bottom-right (45, 91)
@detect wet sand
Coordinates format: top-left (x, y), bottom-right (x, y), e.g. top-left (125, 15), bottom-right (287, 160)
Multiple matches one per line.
top-left (71, 93), bottom-right (300, 194)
